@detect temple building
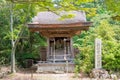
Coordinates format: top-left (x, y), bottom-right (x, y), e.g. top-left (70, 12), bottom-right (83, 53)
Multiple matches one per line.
top-left (28, 11), bottom-right (92, 72)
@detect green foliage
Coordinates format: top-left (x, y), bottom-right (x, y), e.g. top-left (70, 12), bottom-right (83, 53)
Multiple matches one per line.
top-left (105, 0), bottom-right (120, 15)
top-left (59, 13), bottom-right (76, 20)
top-left (104, 0), bottom-right (120, 21)
top-left (15, 32), bottom-right (46, 67)
top-left (74, 11), bottom-right (120, 74)
top-left (102, 40), bottom-right (120, 71)
top-left (74, 31), bottom-right (95, 73)
top-left (0, 1), bottom-right (37, 67)
top-left (16, 52), bottom-right (39, 67)
top-left (0, 48), bottom-right (11, 66)
top-left (0, 1), bottom-right (12, 66)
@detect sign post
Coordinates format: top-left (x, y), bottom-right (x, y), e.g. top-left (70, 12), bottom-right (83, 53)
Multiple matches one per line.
top-left (95, 38), bottom-right (102, 69)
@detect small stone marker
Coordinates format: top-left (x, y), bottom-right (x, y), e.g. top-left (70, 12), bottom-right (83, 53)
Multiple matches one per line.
top-left (95, 38), bottom-right (102, 69)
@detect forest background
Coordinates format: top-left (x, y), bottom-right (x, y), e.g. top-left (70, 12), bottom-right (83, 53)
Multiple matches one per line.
top-left (0, 0), bottom-right (120, 74)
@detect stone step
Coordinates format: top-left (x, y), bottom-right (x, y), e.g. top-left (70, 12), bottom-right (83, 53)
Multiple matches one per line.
top-left (36, 63), bottom-right (74, 73)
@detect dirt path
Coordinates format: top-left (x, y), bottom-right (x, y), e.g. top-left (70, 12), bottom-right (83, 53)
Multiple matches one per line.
top-left (0, 73), bottom-right (116, 80)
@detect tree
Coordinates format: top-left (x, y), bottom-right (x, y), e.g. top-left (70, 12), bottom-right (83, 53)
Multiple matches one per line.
top-left (0, 0), bottom-right (36, 73)
top-left (0, 0), bottom-right (11, 66)
top-left (104, 0), bottom-right (120, 20)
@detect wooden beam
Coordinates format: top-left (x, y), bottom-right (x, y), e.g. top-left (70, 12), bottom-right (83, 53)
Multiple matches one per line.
top-left (38, 30), bottom-right (83, 37)
top-left (28, 22), bottom-right (92, 32)
top-left (28, 22), bottom-right (92, 28)
top-left (75, 31), bottom-right (81, 35)
top-left (29, 26), bottom-right (89, 32)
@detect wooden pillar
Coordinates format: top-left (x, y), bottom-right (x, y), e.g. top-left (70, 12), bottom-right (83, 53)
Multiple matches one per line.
top-left (53, 38), bottom-right (55, 63)
top-left (64, 38), bottom-right (67, 60)
top-left (68, 46), bottom-right (70, 55)
top-left (47, 38), bottom-right (49, 61)
top-left (67, 41), bottom-right (70, 55)
top-left (51, 46), bottom-right (52, 58)
top-left (70, 37), bottom-right (74, 58)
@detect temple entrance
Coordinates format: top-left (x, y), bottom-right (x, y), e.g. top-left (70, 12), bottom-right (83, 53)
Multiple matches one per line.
top-left (47, 37), bottom-right (74, 63)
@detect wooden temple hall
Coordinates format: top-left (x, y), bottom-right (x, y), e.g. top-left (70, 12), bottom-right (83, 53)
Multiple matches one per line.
top-left (28, 11), bottom-right (92, 72)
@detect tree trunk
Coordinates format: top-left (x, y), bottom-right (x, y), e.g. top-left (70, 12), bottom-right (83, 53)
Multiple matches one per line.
top-left (11, 47), bottom-right (16, 73)
top-left (10, 2), bottom-right (16, 73)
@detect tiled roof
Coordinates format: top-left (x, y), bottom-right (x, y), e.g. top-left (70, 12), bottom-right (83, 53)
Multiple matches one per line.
top-left (32, 11), bottom-right (87, 24)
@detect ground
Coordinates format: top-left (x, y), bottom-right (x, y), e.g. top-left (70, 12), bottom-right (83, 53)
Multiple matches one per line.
top-left (0, 67), bottom-right (119, 80)
top-left (0, 73), bottom-right (116, 80)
